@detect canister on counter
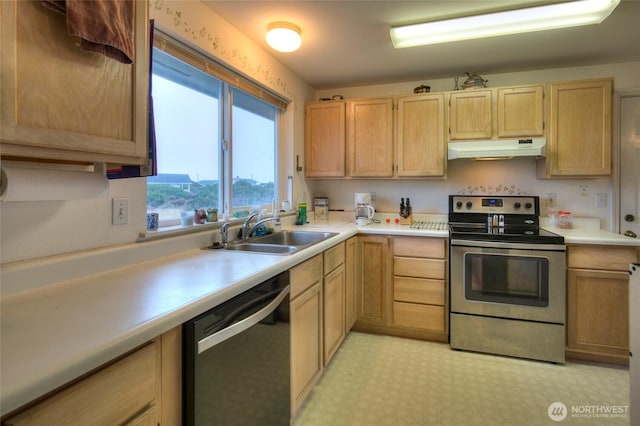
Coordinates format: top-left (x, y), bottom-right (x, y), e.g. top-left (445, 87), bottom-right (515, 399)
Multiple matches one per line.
top-left (296, 202), bottom-right (307, 225)
top-left (314, 197), bottom-right (329, 220)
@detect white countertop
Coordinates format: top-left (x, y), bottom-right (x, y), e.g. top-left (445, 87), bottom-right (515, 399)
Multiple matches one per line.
top-left (1, 214), bottom-right (637, 416)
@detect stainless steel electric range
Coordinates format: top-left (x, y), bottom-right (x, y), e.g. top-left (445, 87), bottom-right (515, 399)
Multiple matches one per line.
top-left (448, 195), bottom-right (566, 363)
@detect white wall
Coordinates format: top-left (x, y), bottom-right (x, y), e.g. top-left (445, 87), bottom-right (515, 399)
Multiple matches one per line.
top-left (2, 0), bottom-right (637, 264)
top-left (0, 1), bottom-right (314, 264)
top-left (309, 61), bottom-right (640, 231)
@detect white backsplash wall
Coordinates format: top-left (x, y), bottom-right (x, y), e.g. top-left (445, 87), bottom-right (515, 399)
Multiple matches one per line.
top-left (307, 157), bottom-right (614, 229)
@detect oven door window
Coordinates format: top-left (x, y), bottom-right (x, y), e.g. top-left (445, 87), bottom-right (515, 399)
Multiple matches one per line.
top-left (464, 253), bottom-right (549, 307)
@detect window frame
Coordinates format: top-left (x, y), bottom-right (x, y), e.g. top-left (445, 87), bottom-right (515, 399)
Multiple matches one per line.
top-left (148, 30), bottom-right (287, 229)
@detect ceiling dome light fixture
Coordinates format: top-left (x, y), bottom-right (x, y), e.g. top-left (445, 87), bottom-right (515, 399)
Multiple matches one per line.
top-left (266, 21), bottom-right (302, 53)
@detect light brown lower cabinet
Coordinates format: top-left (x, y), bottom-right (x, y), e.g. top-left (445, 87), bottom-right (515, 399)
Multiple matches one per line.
top-left (2, 340), bottom-right (162, 426)
top-left (354, 235), bottom-right (391, 327)
top-left (323, 242), bottom-right (346, 365)
top-left (290, 255), bottom-right (324, 416)
top-left (354, 235), bottom-right (448, 342)
top-left (566, 244), bottom-right (639, 365)
top-left (344, 237), bottom-right (357, 331)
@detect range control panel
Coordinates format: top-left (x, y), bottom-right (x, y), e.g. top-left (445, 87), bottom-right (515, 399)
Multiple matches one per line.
top-left (450, 195), bottom-right (539, 215)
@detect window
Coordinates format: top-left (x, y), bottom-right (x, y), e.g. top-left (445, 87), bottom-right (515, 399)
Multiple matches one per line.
top-left (147, 34), bottom-right (282, 226)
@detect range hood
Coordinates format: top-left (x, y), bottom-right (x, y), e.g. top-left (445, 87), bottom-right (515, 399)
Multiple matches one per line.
top-left (448, 138), bottom-right (546, 160)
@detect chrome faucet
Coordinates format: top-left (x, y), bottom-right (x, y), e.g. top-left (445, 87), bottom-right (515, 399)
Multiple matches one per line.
top-left (220, 222), bottom-right (231, 247)
top-left (241, 212), bottom-right (280, 239)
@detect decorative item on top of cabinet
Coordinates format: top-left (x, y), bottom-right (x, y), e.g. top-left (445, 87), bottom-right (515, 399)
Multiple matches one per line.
top-left (0, 0), bottom-right (149, 165)
top-left (304, 101), bottom-right (346, 178)
top-left (346, 97), bottom-right (394, 177)
top-left (537, 78), bottom-right (613, 178)
top-left (396, 93), bottom-right (446, 177)
top-left (566, 244), bottom-right (639, 366)
top-left (448, 84), bottom-right (544, 141)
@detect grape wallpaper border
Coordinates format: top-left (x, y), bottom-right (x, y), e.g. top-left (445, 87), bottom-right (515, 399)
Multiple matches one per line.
top-left (457, 184), bottom-right (528, 195)
top-left (151, 0), bottom-right (297, 102)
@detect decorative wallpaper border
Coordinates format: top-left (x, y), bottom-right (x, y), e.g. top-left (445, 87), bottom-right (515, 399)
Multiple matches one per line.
top-left (151, 0), bottom-right (297, 102)
top-left (457, 184), bottom-right (528, 195)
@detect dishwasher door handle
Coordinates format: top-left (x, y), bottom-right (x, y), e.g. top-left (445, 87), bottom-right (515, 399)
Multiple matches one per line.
top-left (197, 285), bottom-right (290, 354)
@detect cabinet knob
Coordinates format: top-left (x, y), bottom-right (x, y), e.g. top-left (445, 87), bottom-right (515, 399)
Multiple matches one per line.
top-left (624, 214), bottom-right (635, 222)
top-left (624, 230), bottom-right (637, 238)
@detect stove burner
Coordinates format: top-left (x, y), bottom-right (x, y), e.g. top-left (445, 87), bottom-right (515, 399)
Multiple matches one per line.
top-left (448, 195), bottom-right (564, 244)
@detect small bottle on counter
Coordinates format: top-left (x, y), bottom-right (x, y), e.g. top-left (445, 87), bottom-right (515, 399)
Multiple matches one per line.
top-left (558, 211), bottom-right (573, 229)
top-left (296, 202), bottom-right (307, 225)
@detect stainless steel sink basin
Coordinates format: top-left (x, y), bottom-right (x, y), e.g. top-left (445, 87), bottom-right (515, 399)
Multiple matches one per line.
top-left (223, 243), bottom-right (298, 254)
top-left (250, 231), bottom-right (338, 246)
top-left (219, 230), bottom-right (338, 255)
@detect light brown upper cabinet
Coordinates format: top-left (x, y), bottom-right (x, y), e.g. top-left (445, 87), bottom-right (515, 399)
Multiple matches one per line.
top-left (396, 93), bottom-right (446, 177)
top-left (346, 97), bottom-right (394, 177)
top-left (496, 85), bottom-right (544, 137)
top-left (538, 78), bottom-right (613, 178)
top-left (448, 89), bottom-right (493, 140)
top-left (304, 101), bottom-right (346, 178)
top-left (0, 0), bottom-right (149, 164)
top-left (448, 85), bottom-right (544, 141)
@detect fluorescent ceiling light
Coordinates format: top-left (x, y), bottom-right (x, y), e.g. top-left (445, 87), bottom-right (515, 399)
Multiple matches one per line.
top-left (266, 22), bottom-right (302, 53)
top-left (390, 0), bottom-right (620, 48)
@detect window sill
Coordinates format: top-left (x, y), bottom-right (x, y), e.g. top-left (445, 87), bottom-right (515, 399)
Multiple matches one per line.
top-left (137, 220), bottom-right (227, 242)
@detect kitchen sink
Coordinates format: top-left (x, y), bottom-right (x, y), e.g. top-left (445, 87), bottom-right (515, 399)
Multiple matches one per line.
top-left (217, 230), bottom-right (339, 255)
top-left (223, 243), bottom-right (298, 254)
top-left (250, 231), bottom-right (338, 246)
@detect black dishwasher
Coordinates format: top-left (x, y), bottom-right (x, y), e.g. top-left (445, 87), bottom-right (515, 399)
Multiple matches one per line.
top-left (183, 271), bottom-right (290, 426)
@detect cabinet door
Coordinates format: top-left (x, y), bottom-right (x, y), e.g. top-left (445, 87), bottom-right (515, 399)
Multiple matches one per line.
top-left (345, 237), bottom-right (357, 331)
top-left (546, 78), bottom-right (613, 176)
top-left (567, 269), bottom-right (629, 364)
top-left (396, 94), bottom-right (446, 177)
top-left (497, 85), bottom-right (544, 137)
top-left (304, 101), bottom-right (346, 177)
top-left (448, 90), bottom-right (492, 140)
top-left (347, 98), bottom-right (394, 177)
top-left (356, 236), bottom-right (390, 325)
top-left (323, 264), bottom-right (346, 365)
top-left (290, 282), bottom-right (323, 414)
top-left (0, 0), bottom-right (149, 164)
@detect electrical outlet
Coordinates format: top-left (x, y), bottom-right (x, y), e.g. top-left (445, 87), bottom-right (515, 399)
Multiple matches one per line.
top-left (112, 198), bottom-right (128, 225)
top-left (595, 193), bottom-right (607, 208)
top-left (580, 184), bottom-right (589, 197)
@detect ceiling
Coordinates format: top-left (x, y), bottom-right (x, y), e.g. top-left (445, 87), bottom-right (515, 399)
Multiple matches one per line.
top-left (203, 0), bottom-right (640, 90)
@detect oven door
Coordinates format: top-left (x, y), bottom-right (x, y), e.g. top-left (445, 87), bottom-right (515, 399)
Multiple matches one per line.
top-left (450, 239), bottom-right (566, 324)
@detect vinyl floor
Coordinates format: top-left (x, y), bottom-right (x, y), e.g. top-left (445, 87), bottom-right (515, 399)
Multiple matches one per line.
top-left (292, 332), bottom-right (629, 426)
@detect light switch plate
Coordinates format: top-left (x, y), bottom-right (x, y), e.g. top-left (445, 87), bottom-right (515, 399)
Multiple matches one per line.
top-left (112, 198), bottom-right (128, 225)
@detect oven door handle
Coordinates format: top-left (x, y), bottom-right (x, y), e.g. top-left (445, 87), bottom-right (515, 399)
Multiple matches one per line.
top-left (197, 285), bottom-right (290, 354)
top-left (450, 239), bottom-right (566, 251)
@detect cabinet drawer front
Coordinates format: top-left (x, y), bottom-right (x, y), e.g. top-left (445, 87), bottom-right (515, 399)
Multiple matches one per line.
top-left (393, 302), bottom-right (445, 331)
top-left (324, 242), bottom-right (345, 274)
top-left (394, 257), bottom-right (445, 280)
top-left (394, 277), bottom-right (444, 305)
top-left (5, 341), bottom-right (158, 425)
top-left (290, 254), bottom-right (323, 299)
top-left (393, 237), bottom-right (446, 258)
top-left (568, 245), bottom-right (638, 271)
